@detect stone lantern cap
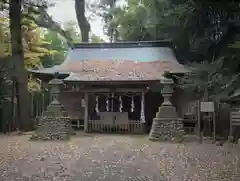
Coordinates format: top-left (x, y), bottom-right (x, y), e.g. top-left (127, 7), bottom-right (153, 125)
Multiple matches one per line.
top-left (161, 71), bottom-right (174, 84)
top-left (160, 72), bottom-right (174, 95)
top-left (49, 72), bottom-right (63, 85)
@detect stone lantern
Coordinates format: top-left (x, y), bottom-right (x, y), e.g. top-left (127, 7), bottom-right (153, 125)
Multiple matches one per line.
top-left (149, 74), bottom-right (184, 142)
top-left (45, 72), bottom-right (67, 117)
top-left (30, 72), bottom-right (75, 141)
top-left (49, 72), bottom-right (62, 102)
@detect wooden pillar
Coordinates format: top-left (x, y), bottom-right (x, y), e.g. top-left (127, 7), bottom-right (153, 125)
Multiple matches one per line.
top-left (84, 92), bottom-right (89, 132)
top-left (30, 92), bottom-right (34, 117)
top-left (197, 100), bottom-right (202, 143)
top-left (228, 108), bottom-right (233, 142)
top-left (111, 93), bottom-right (114, 112)
top-left (35, 94), bottom-right (38, 117)
top-left (41, 92), bottom-right (45, 113)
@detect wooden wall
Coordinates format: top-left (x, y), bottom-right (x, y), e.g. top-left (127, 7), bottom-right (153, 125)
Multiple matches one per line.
top-left (58, 88), bottom-right (190, 130)
top-left (59, 91), bottom-right (85, 119)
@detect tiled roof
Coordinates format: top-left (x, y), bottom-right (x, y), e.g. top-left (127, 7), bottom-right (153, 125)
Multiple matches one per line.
top-left (29, 41), bottom-right (190, 81)
top-left (64, 46), bottom-right (176, 63)
top-left (62, 60), bottom-right (189, 81)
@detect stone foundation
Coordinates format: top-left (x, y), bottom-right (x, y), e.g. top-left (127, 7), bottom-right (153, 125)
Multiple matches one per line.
top-left (30, 116), bottom-right (75, 141)
top-left (149, 118), bottom-right (184, 142)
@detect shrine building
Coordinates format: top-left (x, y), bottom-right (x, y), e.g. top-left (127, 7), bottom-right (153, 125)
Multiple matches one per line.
top-left (29, 40), bottom-right (190, 134)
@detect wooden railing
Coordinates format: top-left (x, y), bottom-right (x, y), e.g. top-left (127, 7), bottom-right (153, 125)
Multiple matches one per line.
top-left (230, 111), bottom-right (240, 126)
top-left (88, 120), bottom-right (145, 134)
top-left (230, 110), bottom-right (240, 138)
top-left (71, 119), bottom-right (84, 129)
top-left (183, 115), bottom-right (197, 134)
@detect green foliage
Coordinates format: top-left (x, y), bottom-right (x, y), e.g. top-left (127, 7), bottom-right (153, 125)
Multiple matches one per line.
top-left (90, 34), bottom-right (105, 43)
top-left (0, 17), bottom-right (12, 109)
top-left (100, 0), bottom-right (240, 98)
top-left (0, 14), bottom-right (63, 97)
top-left (41, 29), bottom-right (68, 67)
top-left (102, 0), bottom-right (192, 41)
top-left (22, 24), bottom-right (50, 69)
top-left (63, 21), bottom-right (81, 43)
top-left (39, 20), bottom-right (105, 68)
top-left (0, 16), bottom-right (51, 69)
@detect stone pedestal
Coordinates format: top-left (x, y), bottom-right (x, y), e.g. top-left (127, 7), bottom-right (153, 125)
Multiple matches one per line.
top-left (149, 118), bottom-right (184, 141)
top-left (149, 76), bottom-right (184, 142)
top-left (30, 116), bottom-right (73, 140)
top-left (42, 99), bottom-right (68, 117)
top-left (30, 73), bottom-right (75, 141)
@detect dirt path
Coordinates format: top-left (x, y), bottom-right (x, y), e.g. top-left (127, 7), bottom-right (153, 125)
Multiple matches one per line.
top-left (0, 133), bottom-right (239, 181)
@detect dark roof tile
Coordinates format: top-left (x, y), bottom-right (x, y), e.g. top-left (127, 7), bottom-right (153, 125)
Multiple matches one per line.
top-left (62, 60), bottom-right (189, 81)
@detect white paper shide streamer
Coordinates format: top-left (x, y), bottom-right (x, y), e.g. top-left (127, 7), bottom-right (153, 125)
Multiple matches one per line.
top-left (131, 96), bottom-right (135, 112)
top-left (95, 95), bottom-right (99, 113)
top-left (106, 96), bottom-right (109, 112)
top-left (119, 96), bottom-right (123, 112)
top-left (81, 98), bottom-right (86, 108)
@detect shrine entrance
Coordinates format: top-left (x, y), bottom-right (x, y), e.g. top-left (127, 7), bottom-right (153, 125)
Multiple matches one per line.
top-left (61, 81), bottom-right (163, 134)
top-left (86, 90), bottom-right (146, 134)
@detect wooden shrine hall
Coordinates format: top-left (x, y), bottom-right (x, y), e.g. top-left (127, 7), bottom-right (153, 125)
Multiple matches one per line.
top-left (29, 41), bottom-right (190, 134)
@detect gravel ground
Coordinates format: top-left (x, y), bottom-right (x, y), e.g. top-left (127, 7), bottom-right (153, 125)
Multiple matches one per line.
top-left (0, 132), bottom-right (239, 181)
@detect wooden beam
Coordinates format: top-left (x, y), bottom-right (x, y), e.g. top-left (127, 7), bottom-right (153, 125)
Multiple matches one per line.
top-left (64, 80), bottom-right (158, 85)
top-left (116, 88), bottom-right (147, 93)
top-left (64, 88), bottom-right (147, 93)
top-left (84, 92), bottom-right (89, 132)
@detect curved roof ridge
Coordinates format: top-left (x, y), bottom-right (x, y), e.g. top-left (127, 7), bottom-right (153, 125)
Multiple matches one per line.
top-left (63, 46), bottom-right (177, 63)
top-left (71, 40), bottom-right (174, 49)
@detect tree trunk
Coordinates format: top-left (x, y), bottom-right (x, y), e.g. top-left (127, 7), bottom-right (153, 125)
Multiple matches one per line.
top-left (75, 0), bottom-right (90, 42)
top-left (9, 0), bottom-right (32, 131)
top-left (108, 0), bottom-right (116, 42)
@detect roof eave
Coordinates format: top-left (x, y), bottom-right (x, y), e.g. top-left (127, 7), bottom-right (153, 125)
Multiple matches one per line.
top-left (63, 79), bottom-right (160, 84)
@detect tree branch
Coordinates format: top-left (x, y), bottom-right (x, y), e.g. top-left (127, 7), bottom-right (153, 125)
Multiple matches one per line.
top-left (24, 7), bottom-right (73, 46)
top-left (1, 0), bottom-right (73, 46)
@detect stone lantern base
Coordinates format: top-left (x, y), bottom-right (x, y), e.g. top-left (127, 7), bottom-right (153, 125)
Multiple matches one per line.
top-left (149, 118), bottom-right (184, 142)
top-left (30, 116), bottom-right (73, 141)
top-left (30, 99), bottom-right (75, 141)
top-left (149, 103), bottom-right (184, 142)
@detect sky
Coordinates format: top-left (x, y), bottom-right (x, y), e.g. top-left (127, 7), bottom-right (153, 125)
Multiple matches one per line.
top-left (48, 0), bottom-right (125, 41)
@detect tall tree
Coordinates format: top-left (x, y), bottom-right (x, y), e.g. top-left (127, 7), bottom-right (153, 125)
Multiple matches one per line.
top-left (75, 0), bottom-right (90, 42)
top-left (9, 0), bottom-right (31, 131)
